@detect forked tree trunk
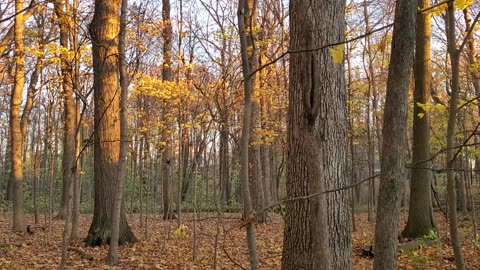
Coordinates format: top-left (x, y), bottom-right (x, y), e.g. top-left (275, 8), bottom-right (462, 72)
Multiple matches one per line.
top-left (373, 0), bottom-right (416, 268)
top-left (85, 0), bottom-right (136, 246)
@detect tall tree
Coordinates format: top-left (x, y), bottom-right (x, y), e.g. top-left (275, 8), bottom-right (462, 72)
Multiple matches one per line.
top-left (85, 0), bottom-right (136, 246)
top-left (373, 0), bottom-right (416, 268)
top-left (282, 0), bottom-right (352, 269)
top-left (402, 0), bottom-right (436, 238)
top-left (107, 0), bottom-right (128, 264)
top-left (444, 1), bottom-right (465, 268)
top-left (161, 0), bottom-right (175, 220)
top-left (53, 0), bottom-right (76, 221)
top-left (238, 0), bottom-right (260, 268)
top-left (11, 0), bottom-right (27, 232)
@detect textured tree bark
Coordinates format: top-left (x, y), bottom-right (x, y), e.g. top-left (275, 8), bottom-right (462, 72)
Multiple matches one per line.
top-left (282, 1), bottom-right (351, 269)
top-left (11, 0), bottom-right (27, 233)
top-left (161, 0), bottom-right (175, 220)
top-left (373, 0), bottom-right (416, 269)
top-left (85, 0), bottom-right (136, 246)
top-left (402, 0), bottom-right (436, 238)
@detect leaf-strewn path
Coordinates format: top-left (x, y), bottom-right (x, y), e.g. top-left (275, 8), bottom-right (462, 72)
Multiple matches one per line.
top-left (0, 212), bottom-right (478, 269)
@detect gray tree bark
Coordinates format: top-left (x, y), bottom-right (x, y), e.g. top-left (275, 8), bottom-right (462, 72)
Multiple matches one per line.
top-left (373, 0), bottom-right (417, 269)
top-left (282, 1), bottom-right (351, 269)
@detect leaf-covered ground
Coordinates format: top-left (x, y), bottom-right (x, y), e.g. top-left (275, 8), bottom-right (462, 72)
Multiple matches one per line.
top-left (0, 211), bottom-right (478, 269)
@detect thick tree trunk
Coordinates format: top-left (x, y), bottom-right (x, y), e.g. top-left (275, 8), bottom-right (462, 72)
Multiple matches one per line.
top-left (373, 0), bottom-right (416, 268)
top-left (402, 0), bottom-right (436, 238)
top-left (11, 0), bottom-right (27, 233)
top-left (85, 0), bottom-right (136, 246)
top-left (282, 1), bottom-right (351, 269)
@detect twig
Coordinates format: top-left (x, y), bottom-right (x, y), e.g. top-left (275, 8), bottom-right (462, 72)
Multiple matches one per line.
top-left (67, 247), bottom-right (94, 261)
top-left (259, 174), bottom-right (380, 214)
top-left (249, 23), bottom-right (394, 78)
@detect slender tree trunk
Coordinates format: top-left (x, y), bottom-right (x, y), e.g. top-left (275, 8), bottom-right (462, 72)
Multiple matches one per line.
top-left (445, 2), bottom-right (465, 268)
top-left (161, 0), bottom-right (175, 220)
top-left (54, 0), bottom-right (77, 221)
top-left (106, 0), bottom-right (128, 263)
top-left (238, 0), bottom-right (260, 268)
top-left (373, 0), bottom-right (416, 268)
top-left (11, 0), bottom-right (27, 233)
top-left (219, 123), bottom-right (230, 206)
top-left (402, 0), bottom-right (436, 238)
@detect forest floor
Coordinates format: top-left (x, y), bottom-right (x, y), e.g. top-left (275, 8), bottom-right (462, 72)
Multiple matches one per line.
top-left (0, 211), bottom-right (479, 269)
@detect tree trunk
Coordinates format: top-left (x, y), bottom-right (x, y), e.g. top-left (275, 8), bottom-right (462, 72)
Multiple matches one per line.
top-left (11, 0), bottom-right (27, 233)
top-left (444, 2), bottom-right (465, 268)
top-left (54, 0), bottom-right (77, 221)
top-left (219, 123), bottom-right (231, 206)
top-left (282, 1), bottom-right (351, 269)
top-left (106, 0), bottom-right (128, 263)
top-left (85, 0), bottom-right (136, 246)
top-left (373, 0), bottom-right (416, 269)
top-left (238, 0), bottom-right (260, 268)
top-left (161, 0), bottom-right (175, 220)
top-left (402, 0), bottom-right (436, 238)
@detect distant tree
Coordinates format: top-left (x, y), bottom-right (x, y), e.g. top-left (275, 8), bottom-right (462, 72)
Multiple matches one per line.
top-left (161, 0), bottom-right (175, 220)
top-left (85, 0), bottom-right (136, 246)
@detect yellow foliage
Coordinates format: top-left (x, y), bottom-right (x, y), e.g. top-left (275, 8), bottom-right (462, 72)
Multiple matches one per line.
top-left (455, 0), bottom-right (473, 10)
top-left (173, 224), bottom-right (188, 239)
top-left (328, 44), bottom-right (344, 64)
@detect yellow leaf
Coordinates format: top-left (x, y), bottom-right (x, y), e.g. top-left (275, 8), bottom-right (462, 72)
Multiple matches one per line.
top-left (417, 113), bottom-right (425, 119)
top-left (455, 0), bottom-right (473, 10)
top-left (328, 44), bottom-right (344, 64)
top-left (434, 103), bottom-right (446, 113)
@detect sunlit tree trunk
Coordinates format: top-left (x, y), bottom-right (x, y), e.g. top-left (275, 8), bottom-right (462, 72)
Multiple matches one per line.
top-left (11, 0), bottom-right (27, 233)
top-left (85, 0), bottom-right (136, 246)
top-left (106, 0), bottom-right (128, 263)
top-left (402, 0), bottom-right (436, 238)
